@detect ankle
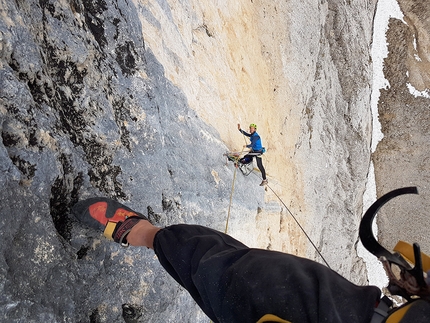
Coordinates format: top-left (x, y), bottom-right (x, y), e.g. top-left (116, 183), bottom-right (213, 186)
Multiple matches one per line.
top-left (127, 219), bottom-right (160, 248)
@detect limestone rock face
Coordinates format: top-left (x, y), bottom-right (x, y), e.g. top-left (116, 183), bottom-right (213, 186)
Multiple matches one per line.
top-left (2, 0), bottom-right (417, 322)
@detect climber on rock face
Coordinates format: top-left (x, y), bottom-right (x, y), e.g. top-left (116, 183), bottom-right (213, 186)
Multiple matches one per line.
top-left (237, 123), bottom-right (267, 186)
top-left (71, 193), bottom-right (430, 323)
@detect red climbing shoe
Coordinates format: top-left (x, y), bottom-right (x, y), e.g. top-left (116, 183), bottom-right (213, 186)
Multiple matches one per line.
top-left (71, 197), bottom-right (148, 246)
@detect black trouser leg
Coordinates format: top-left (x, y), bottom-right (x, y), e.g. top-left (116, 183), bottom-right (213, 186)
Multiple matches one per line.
top-left (256, 156), bottom-right (266, 180)
top-left (153, 224), bottom-right (249, 322)
top-left (152, 224), bottom-right (381, 323)
top-left (239, 154), bottom-right (252, 164)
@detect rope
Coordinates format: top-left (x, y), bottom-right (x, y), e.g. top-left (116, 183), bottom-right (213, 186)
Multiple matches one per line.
top-left (251, 170), bottom-right (331, 268)
top-left (225, 127), bottom-right (249, 234)
top-left (226, 138), bottom-right (330, 267)
top-left (225, 166), bottom-right (237, 234)
top-left (228, 128), bottom-right (329, 267)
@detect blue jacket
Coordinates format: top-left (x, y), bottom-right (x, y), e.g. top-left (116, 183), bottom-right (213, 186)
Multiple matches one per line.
top-left (239, 129), bottom-right (263, 152)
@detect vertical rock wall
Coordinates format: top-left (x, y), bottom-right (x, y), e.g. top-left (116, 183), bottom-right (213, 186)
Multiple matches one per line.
top-left (132, 0), bottom-right (378, 278)
top-left (257, 0), bottom-right (377, 277)
top-left (373, 0), bottom-right (430, 254)
top-left (0, 0), bottom-right (379, 321)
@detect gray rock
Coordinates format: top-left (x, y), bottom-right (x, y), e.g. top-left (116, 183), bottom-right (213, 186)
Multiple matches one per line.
top-left (0, 0), bottom-right (232, 321)
top-left (2, 0), bottom-right (427, 322)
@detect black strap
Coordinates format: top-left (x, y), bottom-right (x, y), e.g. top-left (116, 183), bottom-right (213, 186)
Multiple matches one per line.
top-left (371, 296), bottom-right (393, 323)
top-left (113, 216), bottom-right (143, 246)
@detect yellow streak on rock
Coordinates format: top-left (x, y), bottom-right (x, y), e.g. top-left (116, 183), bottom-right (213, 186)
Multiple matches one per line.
top-left (133, 0), bottom-right (306, 254)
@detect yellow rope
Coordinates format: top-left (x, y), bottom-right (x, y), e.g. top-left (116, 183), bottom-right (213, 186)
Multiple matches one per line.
top-left (225, 165), bottom-right (237, 234)
top-left (225, 128), bottom-right (249, 234)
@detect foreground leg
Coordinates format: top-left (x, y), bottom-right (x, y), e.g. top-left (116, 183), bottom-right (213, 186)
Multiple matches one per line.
top-left (71, 198), bottom-right (382, 323)
top-left (152, 224), bottom-right (249, 322)
top-left (152, 225), bottom-right (381, 323)
top-left (126, 219), bottom-right (160, 248)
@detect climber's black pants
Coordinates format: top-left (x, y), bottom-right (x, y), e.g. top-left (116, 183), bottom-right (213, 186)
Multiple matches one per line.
top-left (255, 156), bottom-right (266, 180)
top-left (240, 152), bottom-right (266, 180)
top-left (153, 224), bottom-right (380, 323)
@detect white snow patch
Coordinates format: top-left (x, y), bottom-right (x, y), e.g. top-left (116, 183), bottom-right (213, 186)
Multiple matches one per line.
top-left (359, 162), bottom-right (388, 289)
top-left (412, 37), bottom-right (423, 62)
top-left (414, 54), bottom-right (422, 62)
top-left (369, 0), bottom-right (404, 152)
top-left (406, 82), bottom-right (430, 98)
top-left (413, 37), bottom-right (417, 51)
top-left (360, 0), bottom-right (404, 290)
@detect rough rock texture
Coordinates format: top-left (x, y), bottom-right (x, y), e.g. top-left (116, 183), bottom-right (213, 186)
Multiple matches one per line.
top-left (131, 0), bottom-right (378, 268)
top-left (373, 0), bottom-right (430, 255)
top-left (0, 0), bottom-right (415, 322)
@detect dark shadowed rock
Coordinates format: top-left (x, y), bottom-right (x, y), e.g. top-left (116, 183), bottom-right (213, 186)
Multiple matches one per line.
top-left (1, 0), bottom-right (428, 322)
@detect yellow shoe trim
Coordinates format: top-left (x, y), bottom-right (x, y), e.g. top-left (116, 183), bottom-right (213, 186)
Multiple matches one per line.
top-left (103, 221), bottom-right (117, 240)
